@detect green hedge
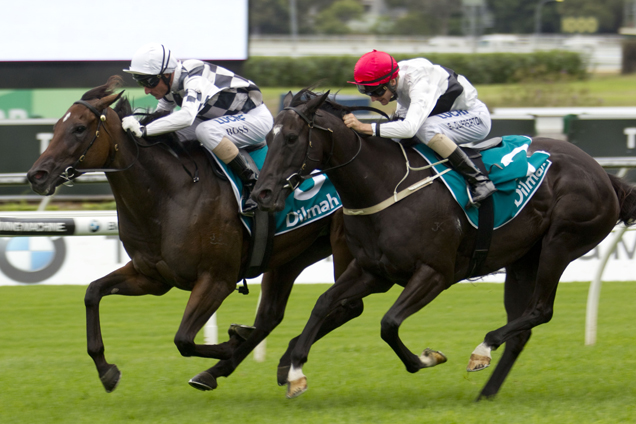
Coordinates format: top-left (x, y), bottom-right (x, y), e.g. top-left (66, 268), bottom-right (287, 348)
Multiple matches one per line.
top-left (244, 51), bottom-right (587, 87)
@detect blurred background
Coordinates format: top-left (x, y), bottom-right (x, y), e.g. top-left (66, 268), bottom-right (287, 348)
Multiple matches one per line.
top-left (4, 0), bottom-right (636, 286)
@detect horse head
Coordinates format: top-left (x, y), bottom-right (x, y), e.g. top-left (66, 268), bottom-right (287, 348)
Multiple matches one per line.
top-left (254, 89), bottom-right (336, 211)
top-left (27, 76), bottom-right (127, 195)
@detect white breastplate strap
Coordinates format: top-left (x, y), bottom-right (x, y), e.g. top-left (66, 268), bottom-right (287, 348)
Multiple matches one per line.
top-left (343, 167), bottom-right (451, 216)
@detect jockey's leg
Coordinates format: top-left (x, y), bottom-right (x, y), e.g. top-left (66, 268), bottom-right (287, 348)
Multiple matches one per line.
top-left (428, 133), bottom-right (495, 208)
top-left (208, 136), bottom-right (259, 215)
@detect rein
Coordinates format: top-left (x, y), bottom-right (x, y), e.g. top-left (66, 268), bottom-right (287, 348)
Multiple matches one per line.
top-left (61, 100), bottom-right (140, 185)
top-left (282, 106), bottom-right (362, 190)
top-left (63, 101), bottom-right (199, 185)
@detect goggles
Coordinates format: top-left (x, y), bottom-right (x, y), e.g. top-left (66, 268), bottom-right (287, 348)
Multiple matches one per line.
top-left (357, 84), bottom-right (387, 98)
top-left (133, 74), bottom-right (162, 88)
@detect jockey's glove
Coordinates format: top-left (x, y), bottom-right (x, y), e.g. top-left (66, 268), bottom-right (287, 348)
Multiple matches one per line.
top-left (122, 116), bottom-right (146, 138)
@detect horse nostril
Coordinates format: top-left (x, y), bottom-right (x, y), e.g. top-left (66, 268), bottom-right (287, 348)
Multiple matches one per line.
top-left (27, 170), bottom-right (47, 183)
top-left (257, 189), bottom-right (271, 201)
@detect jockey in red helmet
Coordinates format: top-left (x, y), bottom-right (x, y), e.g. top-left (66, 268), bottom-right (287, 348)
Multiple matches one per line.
top-left (344, 50), bottom-right (496, 208)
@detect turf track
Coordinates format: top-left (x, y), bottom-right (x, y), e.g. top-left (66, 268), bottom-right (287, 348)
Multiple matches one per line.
top-left (0, 282), bottom-right (634, 423)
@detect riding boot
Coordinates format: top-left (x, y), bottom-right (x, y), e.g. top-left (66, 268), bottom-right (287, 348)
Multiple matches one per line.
top-left (227, 154), bottom-right (259, 216)
top-left (447, 148), bottom-right (496, 208)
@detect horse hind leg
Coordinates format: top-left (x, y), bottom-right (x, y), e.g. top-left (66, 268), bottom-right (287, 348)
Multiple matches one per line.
top-left (167, 274), bottom-right (240, 391)
top-left (84, 262), bottom-right (171, 392)
top-left (471, 245), bottom-right (540, 400)
top-left (199, 260), bottom-right (312, 391)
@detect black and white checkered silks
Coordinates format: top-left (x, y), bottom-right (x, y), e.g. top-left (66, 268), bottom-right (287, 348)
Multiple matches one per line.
top-left (146, 60), bottom-right (273, 150)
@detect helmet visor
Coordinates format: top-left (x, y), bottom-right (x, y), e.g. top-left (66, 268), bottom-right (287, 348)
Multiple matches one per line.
top-left (357, 84), bottom-right (387, 98)
top-left (133, 74), bottom-right (161, 88)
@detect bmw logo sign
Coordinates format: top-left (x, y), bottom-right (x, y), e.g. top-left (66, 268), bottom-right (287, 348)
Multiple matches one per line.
top-left (0, 237), bottom-right (66, 283)
top-left (89, 220), bottom-right (100, 233)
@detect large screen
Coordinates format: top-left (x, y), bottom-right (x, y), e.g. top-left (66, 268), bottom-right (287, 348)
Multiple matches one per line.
top-left (1, 0), bottom-right (248, 61)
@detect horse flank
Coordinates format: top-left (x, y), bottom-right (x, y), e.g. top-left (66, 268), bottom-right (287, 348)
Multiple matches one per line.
top-left (608, 173), bottom-right (636, 225)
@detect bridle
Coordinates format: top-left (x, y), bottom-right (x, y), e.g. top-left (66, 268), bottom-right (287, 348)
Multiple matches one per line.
top-left (60, 100), bottom-right (140, 185)
top-left (282, 105), bottom-right (362, 190)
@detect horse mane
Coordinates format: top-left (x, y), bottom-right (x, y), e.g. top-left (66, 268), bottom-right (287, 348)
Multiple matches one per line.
top-left (82, 75), bottom-right (189, 152)
top-left (290, 87), bottom-right (353, 119)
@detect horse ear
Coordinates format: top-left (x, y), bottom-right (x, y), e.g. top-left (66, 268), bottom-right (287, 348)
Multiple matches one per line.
top-left (305, 91), bottom-right (330, 117)
top-left (97, 91), bottom-right (125, 110)
top-left (283, 91), bottom-right (293, 108)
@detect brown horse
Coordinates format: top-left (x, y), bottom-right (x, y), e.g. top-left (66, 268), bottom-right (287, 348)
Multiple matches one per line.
top-left (26, 77), bottom-right (353, 393)
top-left (252, 89), bottom-right (636, 400)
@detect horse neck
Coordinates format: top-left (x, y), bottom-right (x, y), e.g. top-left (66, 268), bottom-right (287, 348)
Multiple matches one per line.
top-left (105, 131), bottom-right (180, 217)
top-left (321, 117), bottom-right (420, 210)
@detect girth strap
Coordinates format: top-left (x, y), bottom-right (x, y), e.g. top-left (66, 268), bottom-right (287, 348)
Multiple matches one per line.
top-left (464, 148), bottom-right (494, 278)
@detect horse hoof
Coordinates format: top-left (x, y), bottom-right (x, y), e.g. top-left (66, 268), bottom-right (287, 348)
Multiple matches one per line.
top-left (228, 324), bottom-right (256, 341)
top-left (277, 365), bottom-right (290, 386)
top-left (286, 377), bottom-right (307, 399)
top-left (100, 364), bottom-right (121, 393)
top-left (189, 372), bottom-right (218, 391)
top-left (467, 354), bottom-right (491, 372)
top-left (419, 348), bottom-right (448, 368)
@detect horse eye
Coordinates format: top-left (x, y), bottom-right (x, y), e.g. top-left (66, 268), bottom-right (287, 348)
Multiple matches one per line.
top-left (286, 134), bottom-right (298, 145)
top-left (74, 125), bottom-right (87, 134)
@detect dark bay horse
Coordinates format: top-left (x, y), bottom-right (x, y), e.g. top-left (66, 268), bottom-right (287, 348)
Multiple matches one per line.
top-left (252, 89), bottom-right (636, 400)
top-left (26, 77), bottom-right (353, 393)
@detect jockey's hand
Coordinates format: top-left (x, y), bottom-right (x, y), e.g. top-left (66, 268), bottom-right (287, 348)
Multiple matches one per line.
top-left (343, 113), bottom-right (373, 135)
top-left (122, 116), bottom-right (146, 138)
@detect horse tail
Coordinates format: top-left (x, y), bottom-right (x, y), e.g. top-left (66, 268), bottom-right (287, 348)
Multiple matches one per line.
top-left (608, 173), bottom-right (636, 226)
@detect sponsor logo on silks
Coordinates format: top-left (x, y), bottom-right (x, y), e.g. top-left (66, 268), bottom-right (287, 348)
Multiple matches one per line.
top-left (0, 218), bottom-right (75, 236)
top-left (277, 174), bottom-right (342, 234)
top-left (436, 110), bottom-right (470, 119)
top-left (214, 115), bottom-right (246, 124)
top-left (225, 126), bottom-right (249, 136)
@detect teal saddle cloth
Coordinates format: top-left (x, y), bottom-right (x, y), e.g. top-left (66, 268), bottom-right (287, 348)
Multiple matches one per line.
top-left (210, 145), bottom-right (342, 235)
top-left (413, 135), bottom-right (552, 229)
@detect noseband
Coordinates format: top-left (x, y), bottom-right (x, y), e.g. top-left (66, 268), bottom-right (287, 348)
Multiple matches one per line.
top-left (283, 106), bottom-right (361, 190)
top-left (61, 100), bottom-right (139, 185)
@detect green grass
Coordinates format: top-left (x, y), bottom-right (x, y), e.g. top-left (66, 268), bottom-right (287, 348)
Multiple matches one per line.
top-left (1, 282), bottom-right (634, 423)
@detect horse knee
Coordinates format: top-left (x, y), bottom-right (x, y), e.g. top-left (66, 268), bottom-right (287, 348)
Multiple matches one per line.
top-left (380, 315), bottom-right (399, 343)
top-left (84, 284), bottom-right (101, 308)
top-left (345, 298), bottom-right (364, 318)
top-left (174, 335), bottom-right (195, 357)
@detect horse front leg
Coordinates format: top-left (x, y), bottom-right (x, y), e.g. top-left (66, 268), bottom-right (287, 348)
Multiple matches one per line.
top-left (380, 264), bottom-right (448, 373)
top-left (286, 261), bottom-right (392, 399)
top-left (277, 297), bottom-right (364, 386)
top-left (85, 262), bottom-right (171, 393)
top-left (200, 266), bottom-right (301, 391)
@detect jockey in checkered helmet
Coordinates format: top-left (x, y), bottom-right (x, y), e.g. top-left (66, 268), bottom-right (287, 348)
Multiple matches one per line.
top-left (123, 43), bottom-right (178, 89)
top-left (121, 43), bottom-right (274, 215)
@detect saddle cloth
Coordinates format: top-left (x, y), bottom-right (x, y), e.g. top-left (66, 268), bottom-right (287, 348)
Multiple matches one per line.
top-left (209, 145), bottom-right (342, 235)
top-left (413, 135), bottom-right (552, 229)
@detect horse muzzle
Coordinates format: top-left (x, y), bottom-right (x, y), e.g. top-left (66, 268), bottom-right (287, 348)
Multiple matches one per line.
top-left (252, 186), bottom-right (288, 212)
top-left (26, 168), bottom-right (58, 196)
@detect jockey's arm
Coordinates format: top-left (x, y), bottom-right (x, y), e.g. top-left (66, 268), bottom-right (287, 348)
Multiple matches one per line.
top-left (144, 88), bottom-right (202, 136)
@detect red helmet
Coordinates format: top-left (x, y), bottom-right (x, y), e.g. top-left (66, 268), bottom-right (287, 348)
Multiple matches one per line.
top-left (348, 50), bottom-right (399, 86)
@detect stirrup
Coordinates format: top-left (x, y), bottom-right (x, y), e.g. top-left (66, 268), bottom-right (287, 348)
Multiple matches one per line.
top-left (466, 182), bottom-right (496, 209)
top-left (240, 198), bottom-right (258, 216)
